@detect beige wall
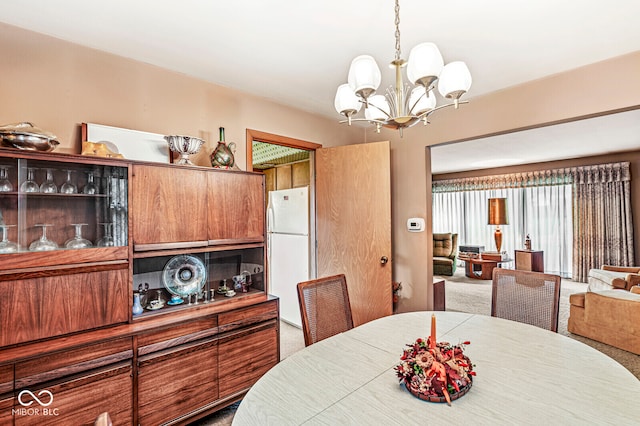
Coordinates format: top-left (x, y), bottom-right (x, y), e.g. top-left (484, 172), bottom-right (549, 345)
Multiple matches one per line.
top-left (0, 23), bottom-right (362, 169)
top-left (3, 22), bottom-right (640, 314)
top-left (371, 51), bottom-right (640, 313)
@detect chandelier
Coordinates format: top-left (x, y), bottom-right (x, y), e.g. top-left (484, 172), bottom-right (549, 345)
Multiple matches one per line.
top-left (334, 0), bottom-right (472, 136)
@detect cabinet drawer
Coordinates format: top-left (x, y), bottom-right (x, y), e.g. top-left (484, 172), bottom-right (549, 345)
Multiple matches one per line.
top-left (137, 338), bottom-right (218, 425)
top-left (137, 316), bottom-right (218, 356)
top-left (0, 364), bottom-right (12, 395)
top-left (218, 321), bottom-right (278, 398)
top-left (0, 266), bottom-right (129, 347)
top-left (14, 362), bottom-right (133, 426)
top-left (218, 299), bottom-right (278, 333)
top-left (0, 394), bottom-right (13, 426)
top-left (15, 337), bottom-right (132, 388)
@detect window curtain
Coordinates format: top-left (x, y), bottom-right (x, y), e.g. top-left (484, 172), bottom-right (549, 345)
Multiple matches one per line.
top-left (571, 162), bottom-right (634, 282)
top-left (433, 169), bottom-right (573, 278)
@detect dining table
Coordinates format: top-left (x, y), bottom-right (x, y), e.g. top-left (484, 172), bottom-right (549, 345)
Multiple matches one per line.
top-left (232, 312), bottom-right (640, 425)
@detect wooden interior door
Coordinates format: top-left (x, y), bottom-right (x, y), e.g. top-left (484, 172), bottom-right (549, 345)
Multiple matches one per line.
top-left (316, 141), bottom-right (392, 326)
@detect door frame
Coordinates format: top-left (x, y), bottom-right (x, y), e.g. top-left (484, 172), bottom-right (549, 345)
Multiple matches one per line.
top-left (245, 129), bottom-right (322, 279)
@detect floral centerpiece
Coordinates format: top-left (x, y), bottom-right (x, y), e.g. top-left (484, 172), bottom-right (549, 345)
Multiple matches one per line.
top-left (394, 315), bottom-right (475, 405)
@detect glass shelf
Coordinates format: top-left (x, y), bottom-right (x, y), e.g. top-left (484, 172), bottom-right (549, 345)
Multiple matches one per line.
top-left (0, 155), bottom-right (128, 255)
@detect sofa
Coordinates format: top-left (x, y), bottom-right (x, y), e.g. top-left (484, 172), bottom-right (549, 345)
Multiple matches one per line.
top-left (568, 286), bottom-right (640, 354)
top-left (587, 265), bottom-right (640, 291)
top-left (433, 233), bottom-right (458, 276)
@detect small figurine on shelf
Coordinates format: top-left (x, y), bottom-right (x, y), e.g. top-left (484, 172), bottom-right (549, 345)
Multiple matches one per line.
top-left (524, 234), bottom-right (532, 251)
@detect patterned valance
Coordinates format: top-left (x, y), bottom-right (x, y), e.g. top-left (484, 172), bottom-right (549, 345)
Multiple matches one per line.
top-left (432, 162), bottom-right (630, 193)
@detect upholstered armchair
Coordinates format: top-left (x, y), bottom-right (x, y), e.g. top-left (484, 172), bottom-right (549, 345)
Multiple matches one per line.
top-left (587, 265), bottom-right (640, 291)
top-left (433, 233), bottom-right (458, 276)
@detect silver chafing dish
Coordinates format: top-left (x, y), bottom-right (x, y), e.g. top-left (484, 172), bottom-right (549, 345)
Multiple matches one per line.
top-left (0, 122), bottom-right (60, 152)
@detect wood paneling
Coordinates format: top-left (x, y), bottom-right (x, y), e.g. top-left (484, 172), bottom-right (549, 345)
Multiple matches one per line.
top-left (0, 365), bottom-right (12, 395)
top-left (218, 322), bottom-right (278, 398)
top-left (0, 267), bottom-right (129, 347)
top-left (15, 338), bottom-right (132, 388)
top-left (292, 161), bottom-right (310, 188)
top-left (131, 164), bottom-right (208, 246)
top-left (137, 338), bottom-right (218, 425)
top-left (275, 165), bottom-right (292, 189)
top-left (0, 395), bottom-right (13, 426)
top-left (207, 171), bottom-right (264, 243)
top-left (316, 141), bottom-right (392, 326)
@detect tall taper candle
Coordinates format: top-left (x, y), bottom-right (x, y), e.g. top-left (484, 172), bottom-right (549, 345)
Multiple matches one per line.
top-left (430, 314), bottom-right (436, 348)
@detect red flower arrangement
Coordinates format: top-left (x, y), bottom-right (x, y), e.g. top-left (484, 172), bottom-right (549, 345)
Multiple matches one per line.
top-left (395, 337), bottom-right (475, 405)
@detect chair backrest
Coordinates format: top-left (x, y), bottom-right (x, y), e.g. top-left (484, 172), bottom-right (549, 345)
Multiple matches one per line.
top-left (433, 233), bottom-right (456, 258)
top-left (491, 268), bottom-right (561, 332)
top-left (297, 274), bottom-right (354, 346)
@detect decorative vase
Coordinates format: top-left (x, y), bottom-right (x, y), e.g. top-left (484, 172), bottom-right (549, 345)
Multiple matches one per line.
top-left (132, 292), bottom-right (144, 316)
top-left (210, 127), bottom-right (236, 169)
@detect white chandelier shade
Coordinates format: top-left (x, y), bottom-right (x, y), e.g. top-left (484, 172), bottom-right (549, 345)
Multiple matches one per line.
top-left (438, 61), bottom-right (473, 100)
top-left (334, 0), bottom-right (472, 135)
top-left (406, 42), bottom-right (444, 88)
top-left (364, 95), bottom-right (391, 121)
top-left (347, 55), bottom-right (382, 99)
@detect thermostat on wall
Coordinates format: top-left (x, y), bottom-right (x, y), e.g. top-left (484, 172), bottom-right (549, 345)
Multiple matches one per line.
top-left (407, 218), bottom-right (425, 232)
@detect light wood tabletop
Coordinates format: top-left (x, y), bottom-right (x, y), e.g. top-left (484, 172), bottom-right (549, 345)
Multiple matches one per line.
top-left (233, 312), bottom-right (640, 425)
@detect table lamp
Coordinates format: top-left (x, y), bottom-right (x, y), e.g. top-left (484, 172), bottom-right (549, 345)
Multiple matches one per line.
top-left (488, 198), bottom-right (508, 252)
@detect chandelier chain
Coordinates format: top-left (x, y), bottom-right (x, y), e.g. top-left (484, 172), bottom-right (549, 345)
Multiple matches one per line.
top-left (394, 0), bottom-right (401, 61)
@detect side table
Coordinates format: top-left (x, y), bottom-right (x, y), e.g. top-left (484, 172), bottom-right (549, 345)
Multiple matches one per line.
top-left (515, 250), bottom-right (544, 272)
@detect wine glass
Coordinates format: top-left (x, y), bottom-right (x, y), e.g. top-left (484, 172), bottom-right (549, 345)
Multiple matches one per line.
top-left (29, 224), bottom-right (59, 251)
top-left (97, 222), bottom-right (115, 247)
top-left (0, 225), bottom-right (19, 253)
top-left (0, 166), bottom-right (13, 192)
top-left (19, 168), bottom-right (39, 193)
top-left (65, 223), bottom-right (93, 249)
top-left (60, 170), bottom-right (78, 194)
top-left (82, 171), bottom-right (98, 195)
top-left (39, 168), bottom-right (58, 193)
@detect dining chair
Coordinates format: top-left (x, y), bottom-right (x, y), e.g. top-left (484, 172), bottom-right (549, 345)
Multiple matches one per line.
top-left (491, 268), bottom-right (561, 332)
top-left (297, 274), bottom-right (354, 346)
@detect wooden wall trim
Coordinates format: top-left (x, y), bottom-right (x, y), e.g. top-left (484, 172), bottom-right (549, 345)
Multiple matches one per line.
top-left (245, 129), bottom-right (322, 172)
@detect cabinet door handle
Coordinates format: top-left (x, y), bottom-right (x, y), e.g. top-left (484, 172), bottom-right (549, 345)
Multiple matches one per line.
top-left (380, 256), bottom-right (389, 265)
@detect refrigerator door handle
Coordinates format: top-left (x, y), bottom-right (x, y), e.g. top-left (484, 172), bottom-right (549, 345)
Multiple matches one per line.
top-left (267, 204), bottom-right (275, 233)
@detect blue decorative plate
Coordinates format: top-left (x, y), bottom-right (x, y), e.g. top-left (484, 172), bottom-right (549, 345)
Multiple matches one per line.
top-left (162, 254), bottom-right (206, 299)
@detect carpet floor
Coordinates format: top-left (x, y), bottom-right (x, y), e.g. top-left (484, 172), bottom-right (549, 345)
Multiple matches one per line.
top-left (193, 270), bottom-right (640, 424)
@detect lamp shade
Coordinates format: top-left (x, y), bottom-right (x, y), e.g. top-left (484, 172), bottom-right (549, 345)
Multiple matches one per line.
top-left (488, 198), bottom-right (508, 225)
top-left (407, 42), bottom-right (444, 86)
top-left (347, 55), bottom-right (381, 99)
top-left (334, 84), bottom-right (362, 116)
top-left (438, 61), bottom-right (472, 99)
top-left (408, 87), bottom-right (436, 115)
top-left (364, 95), bottom-right (390, 121)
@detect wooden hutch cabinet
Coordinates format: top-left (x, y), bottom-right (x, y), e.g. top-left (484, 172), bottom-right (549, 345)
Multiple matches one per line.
top-left (0, 148), bottom-right (279, 425)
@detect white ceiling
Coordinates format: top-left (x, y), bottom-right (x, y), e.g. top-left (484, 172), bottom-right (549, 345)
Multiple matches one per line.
top-left (1, 0), bottom-right (640, 170)
top-left (431, 108), bottom-right (640, 174)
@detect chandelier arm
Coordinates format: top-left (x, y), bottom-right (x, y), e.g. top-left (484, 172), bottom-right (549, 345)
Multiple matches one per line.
top-left (370, 102), bottom-right (393, 119)
top-left (419, 100), bottom-right (470, 118)
top-left (338, 117), bottom-right (387, 125)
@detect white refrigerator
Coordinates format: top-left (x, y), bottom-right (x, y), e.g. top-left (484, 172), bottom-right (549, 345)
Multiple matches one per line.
top-left (267, 186), bottom-right (310, 328)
